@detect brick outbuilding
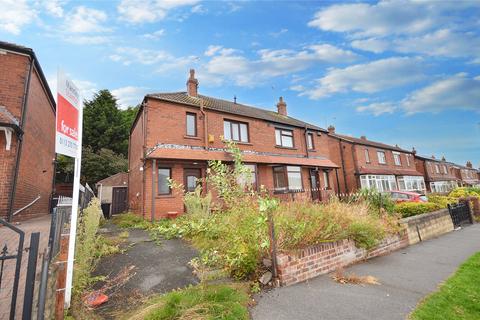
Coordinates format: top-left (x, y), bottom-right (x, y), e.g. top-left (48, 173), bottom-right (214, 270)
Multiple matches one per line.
top-left (128, 70), bottom-right (340, 220)
top-left (0, 41), bottom-right (56, 221)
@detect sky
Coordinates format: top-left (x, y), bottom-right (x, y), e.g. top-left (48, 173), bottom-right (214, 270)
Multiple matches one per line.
top-left (1, 0), bottom-right (479, 167)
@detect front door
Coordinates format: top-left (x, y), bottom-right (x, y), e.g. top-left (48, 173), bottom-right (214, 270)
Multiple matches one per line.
top-left (184, 168), bottom-right (202, 192)
top-left (111, 187), bottom-right (128, 215)
top-left (309, 169), bottom-right (321, 201)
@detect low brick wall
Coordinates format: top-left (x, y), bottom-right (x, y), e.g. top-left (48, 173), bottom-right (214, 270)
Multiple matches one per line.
top-left (276, 231), bottom-right (408, 286)
top-left (400, 209), bottom-right (454, 245)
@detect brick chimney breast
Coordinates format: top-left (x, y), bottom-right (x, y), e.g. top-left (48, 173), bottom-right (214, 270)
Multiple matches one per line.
top-left (327, 125), bottom-right (335, 134)
top-left (187, 69), bottom-right (198, 97)
top-left (277, 96), bottom-right (287, 116)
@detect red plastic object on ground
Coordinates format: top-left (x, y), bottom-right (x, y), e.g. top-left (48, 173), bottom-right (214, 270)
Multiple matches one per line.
top-left (84, 291), bottom-right (109, 308)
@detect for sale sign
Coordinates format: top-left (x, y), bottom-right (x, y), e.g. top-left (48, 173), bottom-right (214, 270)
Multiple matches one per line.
top-left (56, 71), bottom-right (81, 158)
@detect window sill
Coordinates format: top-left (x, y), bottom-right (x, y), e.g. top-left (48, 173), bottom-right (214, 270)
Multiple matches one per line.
top-left (307, 149), bottom-right (316, 152)
top-left (184, 135), bottom-right (202, 140)
top-left (275, 146), bottom-right (297, 150)
top-left (156, 195), bottom-right (175, 199)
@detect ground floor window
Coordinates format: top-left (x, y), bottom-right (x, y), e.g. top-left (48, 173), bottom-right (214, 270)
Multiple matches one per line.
top-left (397, 176), bottom-right (426, 192)
top-left (359, 174), bottom-right (397, 192)
top-left (158, 167), bottom-right (172, 195)
top-left (430, 181), bottom-right (457, 193)
top-left (237, 164), bottom-right (257, 189)
top-left (273, 166), bottom-right (303, 192)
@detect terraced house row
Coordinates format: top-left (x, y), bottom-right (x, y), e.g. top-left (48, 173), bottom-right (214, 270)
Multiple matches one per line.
top-left (128, 70), bottom-right (479, 219)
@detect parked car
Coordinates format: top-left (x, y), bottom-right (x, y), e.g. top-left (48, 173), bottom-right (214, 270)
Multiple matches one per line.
top-left (388, 191), bottom-right (428, 203)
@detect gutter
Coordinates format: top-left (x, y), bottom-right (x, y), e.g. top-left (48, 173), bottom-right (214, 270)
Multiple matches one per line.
top-left (7, 56), bottom-right (34, 222)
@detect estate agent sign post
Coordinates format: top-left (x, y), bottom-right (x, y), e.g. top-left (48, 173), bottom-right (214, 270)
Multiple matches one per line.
top-left (55, 70), bottom-right (83, 308)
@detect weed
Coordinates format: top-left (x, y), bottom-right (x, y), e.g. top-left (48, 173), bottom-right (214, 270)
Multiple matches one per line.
top-left (112, 212), bottom-right (152, 229)
top-left (332, 268), bottom-right (380, 286)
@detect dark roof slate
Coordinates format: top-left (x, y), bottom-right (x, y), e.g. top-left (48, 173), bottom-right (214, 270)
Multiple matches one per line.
top-left (330, 133), bottom-right (411, 153)
top-left (146, 92), bottom-right (327, 132)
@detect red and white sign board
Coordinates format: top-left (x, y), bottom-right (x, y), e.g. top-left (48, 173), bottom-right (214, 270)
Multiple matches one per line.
top-left (56, 71), bottom-right (80, 158)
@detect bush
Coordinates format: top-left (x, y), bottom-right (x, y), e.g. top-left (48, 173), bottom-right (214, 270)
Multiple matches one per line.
top-left (449, 187), bottom-right (480, 198)
top-left (428, 195), bottom-right (458, 208)
top-left (394, 202), bottom-right (442, 218)
top-left (356, 188), bottom-right (396, 214)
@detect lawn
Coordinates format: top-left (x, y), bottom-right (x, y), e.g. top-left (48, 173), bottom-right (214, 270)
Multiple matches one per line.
top-left (410, 252), bottom-right (480, 320)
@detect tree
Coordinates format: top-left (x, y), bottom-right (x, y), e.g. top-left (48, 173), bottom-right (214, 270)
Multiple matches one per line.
top-left (81, 147), bottom-right (128, 186)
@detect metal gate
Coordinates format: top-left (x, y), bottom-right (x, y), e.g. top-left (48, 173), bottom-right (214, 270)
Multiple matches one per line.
top-left (448, 202), bottom-right (473, 227)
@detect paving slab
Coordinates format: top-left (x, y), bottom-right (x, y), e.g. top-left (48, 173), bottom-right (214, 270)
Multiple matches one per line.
top-left (252, 224), bottom-right (480, 320)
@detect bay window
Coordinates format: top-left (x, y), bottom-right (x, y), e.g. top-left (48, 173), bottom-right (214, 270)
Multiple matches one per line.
top-left (397, 176), bottom-right (426, 192)
top-left (360, 175), bottom-right (397, 192)
top-left (273, 166), bottom-right (303, 192)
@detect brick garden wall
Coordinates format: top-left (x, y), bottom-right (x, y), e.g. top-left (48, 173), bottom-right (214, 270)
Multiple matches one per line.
top-left (276, 231), bottom-right (408, 286)
top-left (400, 209), bottom-right (454, 245)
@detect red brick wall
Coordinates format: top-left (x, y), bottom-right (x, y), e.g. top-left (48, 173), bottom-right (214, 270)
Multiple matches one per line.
top-left (277, 231), bottom-right (408, 286)
top-left (128, 108), bottom-right (145, 216)
top-left (354, 144), bottom-right (414, 173)
top-left (0, 137), bottom-right (18, 219)
top-left (12, 66), bottom-right (55, 220)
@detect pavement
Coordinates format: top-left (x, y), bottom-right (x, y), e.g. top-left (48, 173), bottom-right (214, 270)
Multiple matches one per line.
top-left (251, 224), bottom-right (480, 320)
top-left (92, 223), bottom-right (199, 319)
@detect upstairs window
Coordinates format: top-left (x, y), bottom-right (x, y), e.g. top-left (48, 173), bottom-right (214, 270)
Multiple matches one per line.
top-left (377, 151), bottom-right (386, 164)
top-left (273, 166), bottom-right (302, 192)
top-left (224, 120), bottom-right (249, 142)
top-left (307, 133), bottom-right (314, 150)
top-left (393, 152), bottom-right (401, 166)
top-left (186, 113), bottom-right (197, 136)
top-left (435, 164), bottom-right (440, 174)
top-left (406, 154), bottom-right (410, 167)
top-left (275, 128), bottom-right (294, 148)
top-left (443, 165), bottom-right (447, 174)
top-left (365, 149), bottom-right (370, 163)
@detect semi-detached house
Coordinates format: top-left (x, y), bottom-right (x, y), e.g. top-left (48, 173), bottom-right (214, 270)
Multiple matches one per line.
top-left (414, 155), bottom-right (460, 193)
top-left (454, 161), bottom-right (480, 187)
top-left (327, 126), bottom-right (425, 194)
top-left (128, 70), bottom-right (340, 220)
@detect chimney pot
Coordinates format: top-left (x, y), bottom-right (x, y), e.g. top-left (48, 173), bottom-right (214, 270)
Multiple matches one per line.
top-left (186, 69), bottom-right (198, 97)
top-left (277, 96), bottom-right (287, 116)
top-left (412, 147), bottom-right (417, 154)
top-left (360, 135), bottom-right (367, 140)
top-left (442, 156), bottom-right (446, 161)
top-left (327, 125), bottom-right (335, 134)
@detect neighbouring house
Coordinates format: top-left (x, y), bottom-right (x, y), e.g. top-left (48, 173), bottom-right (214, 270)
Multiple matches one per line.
top-left (453, 161), bottom-right (480, 187)
top-left (327, 126), bottom-right (425, 194)
top-left (96, 172), bottom-right (129, 216)
top-left (128, 69), bottom-right (340, 220)
top-left (0, 41), bottom-right (56, 221)
top-left (414, 154), bottom-right (459, 193)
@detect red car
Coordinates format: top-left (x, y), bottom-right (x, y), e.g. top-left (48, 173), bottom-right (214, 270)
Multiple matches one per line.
top-left (387, 191), bottom-right (428, 203)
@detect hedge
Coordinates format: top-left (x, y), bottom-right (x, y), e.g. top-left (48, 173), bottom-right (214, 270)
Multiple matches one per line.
top-left (394, 202), bottom-right (442, 218)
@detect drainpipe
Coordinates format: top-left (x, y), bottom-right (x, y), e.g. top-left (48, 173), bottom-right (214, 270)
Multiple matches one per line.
top-left (200, 99), bottom-right (208, 149)
top-left (7, 56), bottom-right (33, 222)
top-left (338, 140), bottom-right (349, 194)
top-left (142, 102), bottom-right (147, 219)
top-left (304, 125), bottom-right (309, 158)
top-left (151, 159), bottom-right (156, 223)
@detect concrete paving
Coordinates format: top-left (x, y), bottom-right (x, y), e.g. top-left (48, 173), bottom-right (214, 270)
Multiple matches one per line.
top-left (252, 224), bottom-right (480, 320)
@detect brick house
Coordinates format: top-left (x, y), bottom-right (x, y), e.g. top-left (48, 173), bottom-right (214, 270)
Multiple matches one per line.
top-left (128, 70), bottom-right (340, 220)
top-left (453, 161), bottom-right (480, 187)
top-left (0, 42), bottom-right (56, 221)
top-left (327, 126), bottom-right (425, 194)
top-left (414, 155), bottom-right (459, 193)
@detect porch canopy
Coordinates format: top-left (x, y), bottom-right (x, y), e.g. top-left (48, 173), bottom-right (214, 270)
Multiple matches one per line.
top-left (147, 147), bottom-right (339, 168)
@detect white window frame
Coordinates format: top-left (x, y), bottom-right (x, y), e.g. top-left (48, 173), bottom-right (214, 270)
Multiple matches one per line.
top-left (430, 181), bottom-right (457, 193)
top-left (360, 175), bottom-right (397, 192)
top-left (275, 128), bottom-right (294, 148)
top-left (406, 154), bottom-right (410, 167)
top-left (393, 152), bottom-right (401, 166)
top-left (397, 176), bottom-right (426, 192)
top-left (365, 149), bottom-right (370, 163)
top-left (377, 151), bottom-right (386, 164)
top-left (435, 164), bottom-right (440, 174)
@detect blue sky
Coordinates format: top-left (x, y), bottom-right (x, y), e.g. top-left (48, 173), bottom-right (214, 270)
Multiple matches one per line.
top-left (1, 0), bottom-right (479, 167)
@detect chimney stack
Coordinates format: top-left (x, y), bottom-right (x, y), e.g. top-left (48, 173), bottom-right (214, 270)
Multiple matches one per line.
top-left (277, 97), bottom-right (287, 116)
top-left (412, 147), bottom-right (417, 155)
top-left (187, 69), bottom-right (198, 97)
top-left (466, 161), bottom-right (473, 168)
top-left (327, 125), bottom-right (335, 134)
top-left (441, 156), bottom-right (446, 161)
top-left (431, 155), bottom-right (436, 159)
top-left (360, 135), bottom-right (367, 140)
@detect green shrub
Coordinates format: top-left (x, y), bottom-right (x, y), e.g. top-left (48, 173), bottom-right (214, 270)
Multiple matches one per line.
top-left (449, 187), bottom-right (480, 198)
top-left (184, 186), bottom-right (212, 216)
top-left (394, 202), bottom-right (442, 218)
top-left (111, 212), bottom-right (152, 229)
top-left (357, 188), bottom-right (396, 214)
top-left (428, 195), bottom-right (457, 208)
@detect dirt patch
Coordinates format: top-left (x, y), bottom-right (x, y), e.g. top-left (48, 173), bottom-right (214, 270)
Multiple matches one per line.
top-left (90, 222), bottom-right (199, 319)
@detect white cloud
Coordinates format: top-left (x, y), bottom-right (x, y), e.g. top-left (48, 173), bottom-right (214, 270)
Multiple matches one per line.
top-left (64, 6), bottom-right (108, 33)
top-left (401, 73), bottom-right (480, 114)
top-left (351, 38), bottom-right (390, 53)
top-left (191, 4), bottom-right (207, 14)
top-left (42, 0), bottom-right (64, 17)
top-left (142, 29), bottom-right (165, 39)
top-left (0, 0), bottom-right (36, 34)
top-left (356, 102), bottom-right (396, 116)
top-left (301, 57), bottom-right (425, 99)
top-left (270, 28), bottom-right (288, 37)
top-left (117, 0), bottom-right (199, 24)
top-left (109, 47), bottom-right (199, 72)
top-left (203, 44), bottom-right (358, 87)
top-left (63, 35), bottom-right (111, 45)
top-left (111, 86), bottom-right (148, 108)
